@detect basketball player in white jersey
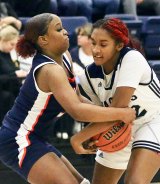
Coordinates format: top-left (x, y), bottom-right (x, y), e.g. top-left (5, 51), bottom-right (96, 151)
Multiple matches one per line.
top-left (71, 18), bottom-right (160, 184)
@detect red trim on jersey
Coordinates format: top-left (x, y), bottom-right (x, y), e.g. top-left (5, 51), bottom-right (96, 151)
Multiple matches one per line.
top-left (19, 147), bottom-right (26, 168)
top-left (19, 94), bottom-right (52, 168)
top-left (68, 77), bottom-right (75, 83)
top-left (31, 95), bottom-right (52, 131)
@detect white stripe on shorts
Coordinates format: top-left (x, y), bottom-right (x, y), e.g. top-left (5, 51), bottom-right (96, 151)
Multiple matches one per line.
top-left (132, 140), bottom-right (160, 153)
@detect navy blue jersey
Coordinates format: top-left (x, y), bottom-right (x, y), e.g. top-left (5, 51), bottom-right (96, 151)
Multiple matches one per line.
top-left (3, 52), bottom-right (76, 138)
top-left (0, 53), bottom-right (76, 177)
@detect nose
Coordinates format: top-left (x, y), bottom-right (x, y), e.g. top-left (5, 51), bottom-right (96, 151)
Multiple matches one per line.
top-left (92, 45), bottom-right (100, 54)
top-left (63, 29), bottom-right (69, 36)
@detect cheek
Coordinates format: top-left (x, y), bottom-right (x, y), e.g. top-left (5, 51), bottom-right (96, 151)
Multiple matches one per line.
top-left (103, 51), bottom-right (112, 60)
top-left (55, 39), bottom-right (69, 53)
top-left (103, 47), bottom-right (116, 59)
top-left (2, 45), bottom-right (10, 53)
top-left (77, 38), bottom-right (84, 45)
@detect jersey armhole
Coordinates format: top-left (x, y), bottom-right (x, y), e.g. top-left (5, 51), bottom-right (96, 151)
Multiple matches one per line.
top-left (33, 62), bottom-right (55, 95)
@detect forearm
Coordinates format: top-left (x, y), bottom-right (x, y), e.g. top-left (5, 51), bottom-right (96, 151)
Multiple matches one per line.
top-left (71, 121), bottom-right (115, 144)
top-left (72, 103), bottom-right (126, 123)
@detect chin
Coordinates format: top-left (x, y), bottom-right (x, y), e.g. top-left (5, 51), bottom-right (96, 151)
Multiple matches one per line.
top-left (3, 50), bottom-right (10, 53)
top-left (94, 60), bottom-right (103, 66)
top-left (61, 46), bottom-right (69, 54)
top-left (65, 42), bottom-right (70, 50)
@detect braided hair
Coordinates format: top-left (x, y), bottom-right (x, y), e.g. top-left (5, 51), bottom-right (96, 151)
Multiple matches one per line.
top-left (92, 18), bottom-right (144, 54)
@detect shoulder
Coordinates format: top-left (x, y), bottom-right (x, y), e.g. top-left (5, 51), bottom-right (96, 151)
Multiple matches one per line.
top-left (39, 63), bottom-right (66, 81)
top-left (119, 47), bottom-right (147, 67)
top-left (86, 63), bottom-right (103, 79)
top-left (122, 49), bottom-right (147, 65)
top-left (124, 49), bottom-right (144, 58)
top-left (120, 47), bottom-right (145, 61)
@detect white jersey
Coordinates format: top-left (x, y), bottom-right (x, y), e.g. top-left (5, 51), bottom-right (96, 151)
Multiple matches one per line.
top-left (79, 47), bottom-right (160, 125)
top-left (79, 47), bottom-right (160, 169)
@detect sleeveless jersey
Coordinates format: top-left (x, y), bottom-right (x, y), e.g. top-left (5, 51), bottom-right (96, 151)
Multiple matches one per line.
top-left (3, 52), bottom-right (76, 137)
top-left (79, 47), bottom-right (160, 124)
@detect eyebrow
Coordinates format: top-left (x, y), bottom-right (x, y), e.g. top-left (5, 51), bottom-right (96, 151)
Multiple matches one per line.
top-left (100, 40), bottom-right (109, 42)
top-left (55, 22), bottom-right (61, 27)
top-left (91, 37), bottom-right (109, 42)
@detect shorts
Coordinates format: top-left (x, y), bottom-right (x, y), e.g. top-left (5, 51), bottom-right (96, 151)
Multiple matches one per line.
top-left (95, 114), bottom-right (160, 170)
top-left (0, 126), bottom-right (62, 180)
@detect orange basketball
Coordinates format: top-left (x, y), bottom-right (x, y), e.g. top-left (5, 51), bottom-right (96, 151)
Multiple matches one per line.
top-left (91, 122), bottom-right (131, 152)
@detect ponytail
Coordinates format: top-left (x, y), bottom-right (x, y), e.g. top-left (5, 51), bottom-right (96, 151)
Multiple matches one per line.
top-left (16, 35), bottom-right (36, 58)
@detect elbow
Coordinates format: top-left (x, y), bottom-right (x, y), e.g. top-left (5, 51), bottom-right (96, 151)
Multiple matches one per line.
top-left (69, 110), bottom-right (82, 121)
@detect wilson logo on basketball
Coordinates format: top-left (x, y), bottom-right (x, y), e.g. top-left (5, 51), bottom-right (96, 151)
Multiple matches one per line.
top-left (103, 122), bottom-right (125, 140)
top-left (91, 121), bottom-right (132, 152)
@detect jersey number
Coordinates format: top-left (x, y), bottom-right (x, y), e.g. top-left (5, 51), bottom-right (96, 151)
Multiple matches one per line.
top-left (132, 105), bottom-right (147, 118)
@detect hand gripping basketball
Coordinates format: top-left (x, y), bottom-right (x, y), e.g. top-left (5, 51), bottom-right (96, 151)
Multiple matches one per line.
top-left (91, 121), bottom-right (132, 152)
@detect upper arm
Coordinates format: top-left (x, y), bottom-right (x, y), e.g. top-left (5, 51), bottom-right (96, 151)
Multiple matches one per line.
top-left (111, 87), bottom-right (135, 107)
top-left (41, 64), bottom-right (81, 114)
top-left (117, 51), bottom-right (151, 88)
top-left (112, 51), bottom-right (149, 108)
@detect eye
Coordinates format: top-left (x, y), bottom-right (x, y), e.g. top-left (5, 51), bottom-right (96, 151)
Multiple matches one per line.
top-left (57, 27), bottom-right (63, 32)
top-left (101, 44), bottom-right (107, 47)
top-left (100, 42), bottom-right (108, 47)
top-left (91, 41), bottom-right (96, 46)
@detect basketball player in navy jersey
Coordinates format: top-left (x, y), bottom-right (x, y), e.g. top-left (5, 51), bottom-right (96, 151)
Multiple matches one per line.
top-left (71, 18), bottom-right (160, 184)
top-left (0, 14), bottom-right (135, 184)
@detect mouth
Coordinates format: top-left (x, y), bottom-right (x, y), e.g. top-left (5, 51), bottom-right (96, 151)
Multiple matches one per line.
top-left (93, 56), bottom-right (102, 59)
top-left (64, 36), bottom-right (69, 41)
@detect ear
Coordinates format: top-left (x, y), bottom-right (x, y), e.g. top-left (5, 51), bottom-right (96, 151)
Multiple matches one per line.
top-left (116, 42), bottom-right (124, 51)
top-left (37, 35), bottom-right (48, 47)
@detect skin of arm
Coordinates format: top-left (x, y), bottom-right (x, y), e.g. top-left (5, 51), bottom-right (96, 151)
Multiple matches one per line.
top-left (36, 63), bottom-right (135, 124)
top-left (0, 16), bottom-right (22, 30)
top-left (70, 121), bottom-right (118, 154)
top-left (70, 87), bottom-right (136, 154)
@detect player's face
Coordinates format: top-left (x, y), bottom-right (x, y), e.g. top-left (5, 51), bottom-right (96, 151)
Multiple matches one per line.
top-left (43, 15), bottom-right (69, 55)
top-left (91, 28), bottom-right (122, 73)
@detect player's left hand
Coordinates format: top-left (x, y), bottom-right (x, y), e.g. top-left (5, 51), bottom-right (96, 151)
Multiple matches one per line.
top-left (82, 139), bottom-right (98, 151)
top-left (70, 136), bottom-right (97, 154)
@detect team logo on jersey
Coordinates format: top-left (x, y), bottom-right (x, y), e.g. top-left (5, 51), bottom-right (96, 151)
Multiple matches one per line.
top-left (99, 152), bottom-right (103, 158)
top-left (98, 82), bottom-right (102, 87)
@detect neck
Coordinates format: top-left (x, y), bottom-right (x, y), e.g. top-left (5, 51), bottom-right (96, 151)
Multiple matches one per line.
top-left (103, 52), bottom-right (120, 74)
top-left (43, 51), bottom-right (63, 65)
